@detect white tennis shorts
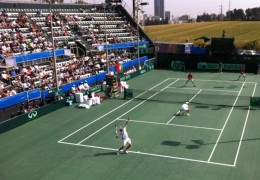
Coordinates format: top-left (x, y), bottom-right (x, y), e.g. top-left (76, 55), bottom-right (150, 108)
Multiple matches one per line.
top-left (123, 138), bottom-right (132, 146)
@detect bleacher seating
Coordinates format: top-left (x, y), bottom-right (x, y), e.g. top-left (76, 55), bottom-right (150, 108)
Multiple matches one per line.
top-left (0, 1), bottom-right (151, 103)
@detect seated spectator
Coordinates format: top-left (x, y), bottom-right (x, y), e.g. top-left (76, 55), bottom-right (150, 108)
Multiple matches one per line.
top-left (71, 84), bottom-right (78, 94)
top-left (1, 71), bottom-right (9, 83)
top-left (10, 68), bottom-right (17, 77)
top-left (0, 89), bottom-right (8, 98)
top-left (87, 90), bottom-right (93, 99)
top-left (78, 82), bottom-right (86, 92)
top-left (9, 88), bottom-right (17, 96)
top-left (18, 103), bottom-right (30, 114)
top-left (32, 100), bottom-right (40, 109)
top-left (83, 80), bottom-right (90, 91)
top-left (0, 81), bottom-right (4, 90)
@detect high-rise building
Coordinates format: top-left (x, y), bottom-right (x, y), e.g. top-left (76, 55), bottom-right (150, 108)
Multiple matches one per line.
top-left (154, 0), bottom-right (164, 19)
top-left (165, 11), bottom-right (170, 20)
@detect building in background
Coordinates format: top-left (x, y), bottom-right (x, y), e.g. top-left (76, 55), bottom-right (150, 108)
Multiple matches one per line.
top-left (165, 11), bottom-right (170, 20)
top-left (178, 15), bottom-right (190, 23)
top-left (154, 0), bottom-right (164, 19)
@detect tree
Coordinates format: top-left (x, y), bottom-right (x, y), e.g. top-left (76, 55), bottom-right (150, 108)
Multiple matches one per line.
top-left (251, 7), bottom-right (260, 20)
top-left (236, 9), bottom-right (246, 20)
top-left (245, 8), bottom-right (253, 20)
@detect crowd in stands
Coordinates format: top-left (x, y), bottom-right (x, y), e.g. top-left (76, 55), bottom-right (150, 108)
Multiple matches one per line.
top-left (0, 51), bottom-right (134, 99)
top-left (0, 3), bottom-right (146, 100)
top-left (0, 10), bottom-right (54, 57)
top-left (0, 4), bottom-right (140, 58)
top-left (17, 99), bottom-right (41, 115)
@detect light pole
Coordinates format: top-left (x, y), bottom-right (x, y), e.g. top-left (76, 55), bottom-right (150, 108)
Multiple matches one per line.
top-left (137, 11), bottom-right (140, 70)
top-left (104, 3), bottom-right (109, 74)
top-left (49, 2), bottom-right (59, 93)
top-left (136, 2), bottom-right (148, 70)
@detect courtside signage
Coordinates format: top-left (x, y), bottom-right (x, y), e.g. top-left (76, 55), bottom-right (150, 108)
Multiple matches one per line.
top-left (223, 64), bottom-right (244, 70)
top-left (28, 110), bottom-right (38, 120)
top-left (171, 61), bottom-right (184, 70)
top-left (198, 62), bottom-right (244, 70)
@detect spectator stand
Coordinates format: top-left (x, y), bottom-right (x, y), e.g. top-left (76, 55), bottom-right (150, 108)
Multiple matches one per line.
top-left (0, 1), bottom-right (155, 121)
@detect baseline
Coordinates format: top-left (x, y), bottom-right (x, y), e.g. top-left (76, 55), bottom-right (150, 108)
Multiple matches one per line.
top-left (58, 141), bottom-right (235, 167)
top-left (168, 86), bottom-right (239, 93)
top-left (169, 78), bottom-right (257, 84)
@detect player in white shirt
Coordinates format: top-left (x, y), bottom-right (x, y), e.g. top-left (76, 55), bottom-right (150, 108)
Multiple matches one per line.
top-left (115, 117), bottom-right (132, 155)
top-left (83, 80), bottom-right (90, 91)
top-left (78, 82), bottom-right (85, 92)
top-left (179, 102), bottom-right (190, 116)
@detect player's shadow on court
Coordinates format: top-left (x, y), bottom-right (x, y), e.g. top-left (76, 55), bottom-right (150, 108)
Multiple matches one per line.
top-left (162, 138), bottom-right (260, 149)
top-left (213, 85), bottom-right (237, 89)
top-left (227, 85), bottom-right (238, 89)
top-left (94, 152), bottom-right (117, 156)
top-left (213, 86), bottom-right (225, 89)
top-left (195, 105), bottom-right (209, 108)
top-left (161, 140), bottom-right (204, 149)
top-left (194, 105), bottom-right (223, 110)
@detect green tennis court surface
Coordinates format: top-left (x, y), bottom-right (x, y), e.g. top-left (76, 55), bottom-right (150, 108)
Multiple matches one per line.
top-left (1, 70), bottom-right (260, 180)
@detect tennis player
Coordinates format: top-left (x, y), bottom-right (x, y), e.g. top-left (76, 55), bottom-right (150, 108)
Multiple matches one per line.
top-left (219, 61), bottom-right (223, 73)
top-left (184, 72), bottom-right (196, 87)
top-left (179, 102), bottom-right (190, 116)
top-left (238, 65), bottom-right (246, 81)
top-left (115, 117), bottom-right (132, 155)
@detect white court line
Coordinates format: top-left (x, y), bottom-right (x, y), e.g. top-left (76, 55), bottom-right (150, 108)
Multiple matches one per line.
top-left (207, 82), bottom-right (246, 163)
top-left (58, 78), bottom-right (171, 143)
top-left (166, 89), bottom-right (203, 124)
top-left (168, 86), bottom-right (239, 93)
top-left (58, 141), bottom-right (235, 167)
top-left (117, 119), bottom-right (222, 131)
top-left (76, 79), bottom-right (180, 144)
top-left (233, 82), bottom-right (257, 166)
top-left (58, 78), bottom-right (250, 167)
top-left (169, 78), bottom-right (257, 84)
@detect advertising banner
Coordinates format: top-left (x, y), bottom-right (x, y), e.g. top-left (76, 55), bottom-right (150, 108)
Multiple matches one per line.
top-left (198, 62), bottom-right (244, 70)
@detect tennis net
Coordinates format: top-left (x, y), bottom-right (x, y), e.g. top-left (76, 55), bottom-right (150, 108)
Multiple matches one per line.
top-left (124, 88), bottom-right (252, 108)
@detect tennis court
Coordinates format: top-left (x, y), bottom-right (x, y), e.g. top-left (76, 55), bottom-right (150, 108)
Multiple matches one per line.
top-left (1, 70), bottom-right (260, 180)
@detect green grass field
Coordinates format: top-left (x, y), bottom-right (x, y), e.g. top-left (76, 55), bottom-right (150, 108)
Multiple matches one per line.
top-left (145, 21), bottom-right (260, 50)
top-left (1, 70), bottom-right (260, 180)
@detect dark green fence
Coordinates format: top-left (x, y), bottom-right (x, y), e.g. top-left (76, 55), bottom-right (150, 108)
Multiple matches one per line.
top-left (0, 99), bottom-right (67, 134)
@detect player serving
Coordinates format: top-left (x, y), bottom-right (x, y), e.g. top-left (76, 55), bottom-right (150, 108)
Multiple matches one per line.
top-left (115, 117), bottom-right (132, 155)
top-left (184, 72), bottom-right (196, 87)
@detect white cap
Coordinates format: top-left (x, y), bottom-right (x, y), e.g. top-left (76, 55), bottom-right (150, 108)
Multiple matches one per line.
top-left (185, 102), bottom-right (189, 104)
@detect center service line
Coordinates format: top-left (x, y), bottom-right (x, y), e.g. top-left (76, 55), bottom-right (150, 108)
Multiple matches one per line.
top-left (77, 79), bottom-right (180, 144)
top-left (167, 89), bottom-right (203, 124)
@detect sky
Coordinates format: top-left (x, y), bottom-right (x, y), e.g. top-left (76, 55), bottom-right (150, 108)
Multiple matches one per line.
top-left (82, 0), bottom-right (260, 18)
